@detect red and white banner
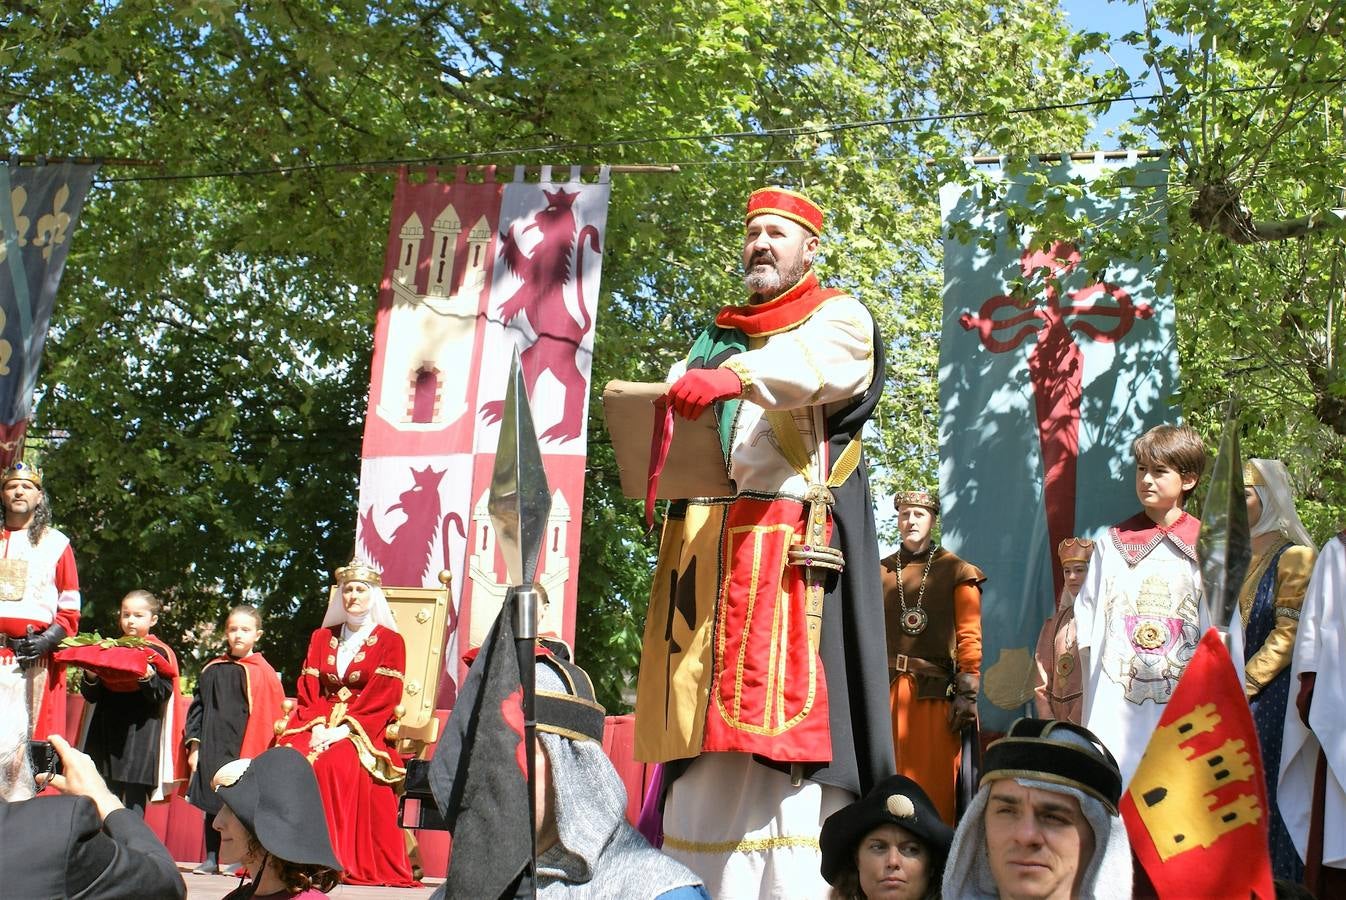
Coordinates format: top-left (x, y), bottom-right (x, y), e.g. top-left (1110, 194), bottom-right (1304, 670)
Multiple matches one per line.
top-left (356, 165), bottom-right (611, 707)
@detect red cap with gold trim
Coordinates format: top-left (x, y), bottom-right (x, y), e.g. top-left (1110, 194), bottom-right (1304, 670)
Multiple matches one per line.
top-left (746, 187), bottom-right (824, 236)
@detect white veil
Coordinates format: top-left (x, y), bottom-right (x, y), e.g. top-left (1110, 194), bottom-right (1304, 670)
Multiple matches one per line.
top-left (1248, 458), bottom-right (1315, 547)
top-left (320, 579), bottom-right (399, 631)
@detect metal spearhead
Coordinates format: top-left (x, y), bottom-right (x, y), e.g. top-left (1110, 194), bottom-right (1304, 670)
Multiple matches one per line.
top-left (487, 347), bottom-right (552, 588)
top-left (1197, 404), bottom-right (1252, 630)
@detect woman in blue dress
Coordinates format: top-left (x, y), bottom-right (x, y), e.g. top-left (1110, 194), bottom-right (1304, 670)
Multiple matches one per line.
top-left (1239, 458), bottom-right (1316, 881)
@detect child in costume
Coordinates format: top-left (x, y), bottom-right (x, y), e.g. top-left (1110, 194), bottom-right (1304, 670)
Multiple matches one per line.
top-left (184, 604), bottom-right (285, 875)
top-left (1076, 424), bottom-right (1208, 786)
top-left (78, 589), bottom-right (183, 815)
top-left (1032, 538), bottom-right (1093, 723)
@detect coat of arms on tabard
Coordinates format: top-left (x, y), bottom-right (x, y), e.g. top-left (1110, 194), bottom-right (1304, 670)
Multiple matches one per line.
top-left (1102, 574), bottom-right (1200, 705)
top-left (0, 558), bottom-right (27, 601)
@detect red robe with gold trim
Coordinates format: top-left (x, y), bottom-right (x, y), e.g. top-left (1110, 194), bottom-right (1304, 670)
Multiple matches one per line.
top-left (279, 624), bottom-right (413, 887)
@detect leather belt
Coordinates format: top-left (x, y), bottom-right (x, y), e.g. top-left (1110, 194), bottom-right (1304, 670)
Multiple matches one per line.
top-left (888, 654), bottom-right (952, 678)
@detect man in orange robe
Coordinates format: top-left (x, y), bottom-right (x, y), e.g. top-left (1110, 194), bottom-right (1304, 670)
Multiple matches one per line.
top-left (881, 489), bottom-right (984, 822)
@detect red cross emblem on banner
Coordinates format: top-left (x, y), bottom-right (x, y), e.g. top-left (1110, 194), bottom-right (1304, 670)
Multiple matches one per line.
top-left (959, 240), bottom-right (1153, 597)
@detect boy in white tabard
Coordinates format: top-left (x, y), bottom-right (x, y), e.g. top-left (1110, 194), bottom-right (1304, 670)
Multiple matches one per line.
top-left (1075, 424), bottom-right (1208, 787)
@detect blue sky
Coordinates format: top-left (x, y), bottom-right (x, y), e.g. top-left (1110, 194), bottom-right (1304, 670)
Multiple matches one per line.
top-left (1060, 0), bottom-right (1156, 144)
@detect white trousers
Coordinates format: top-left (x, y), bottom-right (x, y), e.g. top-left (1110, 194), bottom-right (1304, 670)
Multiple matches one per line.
top-left (661, 753), bottom-right (852, 900)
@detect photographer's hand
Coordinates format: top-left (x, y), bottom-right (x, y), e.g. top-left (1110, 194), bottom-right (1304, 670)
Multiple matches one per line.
top-left (41, 734), bottom-right (124, 821)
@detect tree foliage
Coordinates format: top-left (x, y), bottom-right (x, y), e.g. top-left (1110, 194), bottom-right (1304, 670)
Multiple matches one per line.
top-left (5, 0), bottom-right (1339, 708)
top-left (1111, 0), bottom-right (1346, 537)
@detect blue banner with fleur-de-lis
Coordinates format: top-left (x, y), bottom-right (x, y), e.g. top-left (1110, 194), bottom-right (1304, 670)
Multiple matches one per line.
top-left (937, 153), bottom-right (1178, 733)
top-left (0, 161), bottom-right (98, 460)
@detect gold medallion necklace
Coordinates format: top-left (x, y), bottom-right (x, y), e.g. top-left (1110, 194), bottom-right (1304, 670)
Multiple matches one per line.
top-left (898, 546), bottom-right (936, 635)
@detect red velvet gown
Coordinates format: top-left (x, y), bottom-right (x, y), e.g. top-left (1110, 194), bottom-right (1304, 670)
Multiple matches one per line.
top-left (278, 624), bottom-right (413, 886)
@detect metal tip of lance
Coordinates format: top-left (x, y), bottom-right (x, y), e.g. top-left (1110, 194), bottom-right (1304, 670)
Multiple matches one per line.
top-left (1196, 402), bottom-right (1252, 631)
top-left (487, 347), bottom-right (553, 592)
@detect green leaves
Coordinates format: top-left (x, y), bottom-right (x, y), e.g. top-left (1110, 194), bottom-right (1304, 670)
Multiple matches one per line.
top-left (0, 0), bottom-right (1165, 701)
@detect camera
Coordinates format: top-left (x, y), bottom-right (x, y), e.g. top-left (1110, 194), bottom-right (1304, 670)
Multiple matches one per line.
top-left (27, 740), bottom-right (63, 779)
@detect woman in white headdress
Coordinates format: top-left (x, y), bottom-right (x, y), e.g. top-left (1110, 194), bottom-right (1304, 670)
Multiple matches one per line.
top-left (276, 560), bottom-right (415, 887)
top-left (1238, 458), bottom-right (1316, 880)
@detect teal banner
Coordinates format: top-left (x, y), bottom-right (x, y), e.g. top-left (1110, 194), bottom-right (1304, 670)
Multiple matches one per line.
top-left (937, 153), bottom-right (1177, 732)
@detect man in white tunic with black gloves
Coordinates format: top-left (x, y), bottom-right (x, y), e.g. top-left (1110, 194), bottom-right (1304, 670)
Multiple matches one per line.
top-left (0, 461), bottom-right (80, 740)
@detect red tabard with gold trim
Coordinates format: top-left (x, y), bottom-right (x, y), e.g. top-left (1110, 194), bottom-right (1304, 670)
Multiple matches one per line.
top-left (700, 496), bottom-right (831, 762)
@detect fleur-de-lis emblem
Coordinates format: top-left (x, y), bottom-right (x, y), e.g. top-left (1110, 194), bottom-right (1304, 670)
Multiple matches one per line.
top-left (0, 186), bottom-right (31, 266)
top-left (0, 307), bottom-right (12, 376)
top-left (33, 183), bottom-right (72, 261)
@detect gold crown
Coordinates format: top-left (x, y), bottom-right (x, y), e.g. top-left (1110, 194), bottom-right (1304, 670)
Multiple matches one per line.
top-left (1058, 537), bottom-right (1095, 564)
top-left (1243, 461), bottom-right (1265, 487)
top-left (334, 558), bottom-right (382, 586)
top-left (2, 461), bottom-right (42, 488)
top-left (894, 489), bottom-right (939, 514)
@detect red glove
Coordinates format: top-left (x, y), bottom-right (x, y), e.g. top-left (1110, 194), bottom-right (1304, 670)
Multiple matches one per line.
top-left (1297, 672), bottom-right (1316, 726)
top-left (667, 367), bottom-right (742, 420)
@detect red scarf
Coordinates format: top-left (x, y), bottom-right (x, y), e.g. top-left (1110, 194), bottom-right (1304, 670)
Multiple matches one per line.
top-left (714, 271), bottom-right (842, 337)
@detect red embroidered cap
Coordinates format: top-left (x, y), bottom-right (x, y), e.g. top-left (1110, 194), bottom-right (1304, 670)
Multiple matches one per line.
top-left (746, 187), bottom-right (824, 236)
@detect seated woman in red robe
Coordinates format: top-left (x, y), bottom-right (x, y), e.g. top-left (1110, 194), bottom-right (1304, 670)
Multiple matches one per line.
top-left (277, 559), bottom-right (414, 887)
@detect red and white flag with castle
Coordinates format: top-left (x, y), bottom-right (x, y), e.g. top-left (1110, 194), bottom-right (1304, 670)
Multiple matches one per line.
top-left (355, 165), bottom-right (611, 707)
top-left (1120, 628), bottom-right (1276, 899)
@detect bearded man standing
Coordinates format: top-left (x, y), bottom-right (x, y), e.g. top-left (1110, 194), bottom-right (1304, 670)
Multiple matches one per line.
top-left (634, 188), bottom-right (893, 899)
top-left (0, 462), bottom-right (80, 740)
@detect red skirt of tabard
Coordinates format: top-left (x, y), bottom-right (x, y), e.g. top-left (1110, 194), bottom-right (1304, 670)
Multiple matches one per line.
top-left (700, 495), bottom-right (832, 764)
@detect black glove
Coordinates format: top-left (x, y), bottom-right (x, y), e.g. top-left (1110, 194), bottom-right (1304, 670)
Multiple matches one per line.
top-left (13, 622), bottom-right (66, 671)
top-left (948, 672), bottom-right (980, 733)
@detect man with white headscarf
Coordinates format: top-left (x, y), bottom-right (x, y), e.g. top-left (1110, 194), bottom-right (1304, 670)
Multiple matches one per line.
top-left (942, 718), bottom-right (1132, 900)
top-left (531, 648), bottom-right (710, 898)
top-left (1235, 458), bottom-right (1315, 880)
top-left (432, 641), bottom-right (710, 899)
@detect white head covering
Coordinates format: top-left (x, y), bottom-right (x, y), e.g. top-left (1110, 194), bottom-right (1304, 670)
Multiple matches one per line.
top-left (320, 578), bottom-right (398, 631)
top-left (942, 777), bottom-right (1133, 900)
top-left (531, 663), bottom-right (703, 899)
top-left (1248, 458), bottom-right (1314, 547)
top-left (943, 722), bottom-right (1132, 900)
